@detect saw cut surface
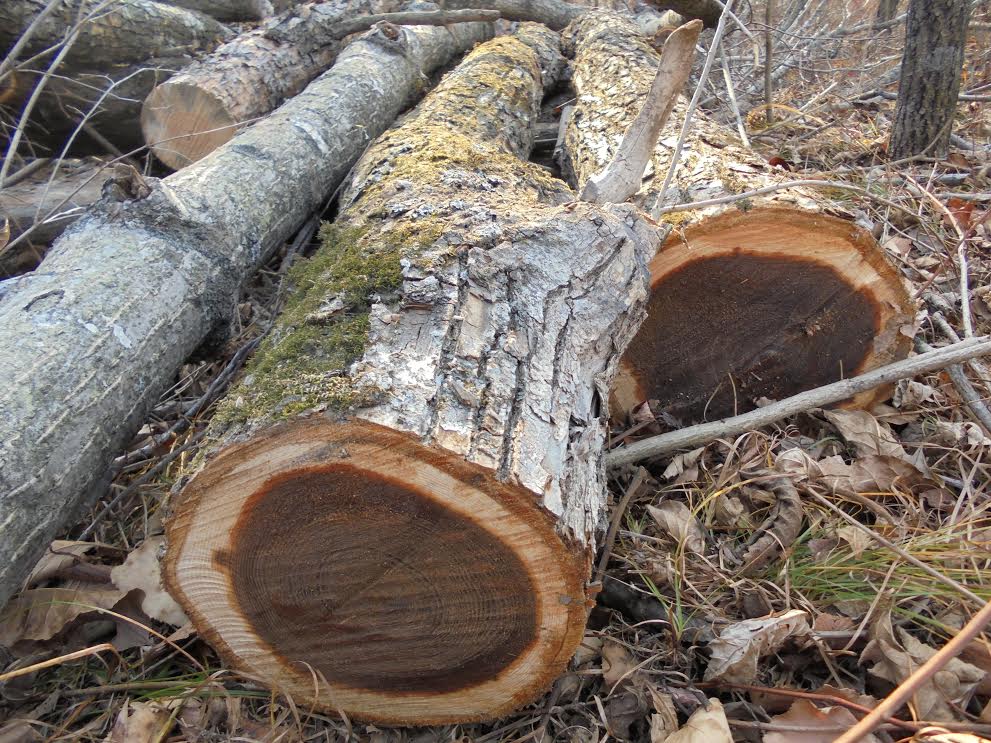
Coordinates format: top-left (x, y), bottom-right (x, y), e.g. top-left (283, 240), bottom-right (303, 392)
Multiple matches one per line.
top-left (611, 207), bottom-right (914, 422)
top-left (165, 418), bottom-right (587, 724)
top-left (224, 463), bottom-right (536, 693)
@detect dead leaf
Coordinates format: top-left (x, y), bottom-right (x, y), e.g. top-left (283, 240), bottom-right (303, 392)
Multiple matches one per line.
top-left (763, 700), bottom-right (881, 743)
top-left (0, 584), bottom-right (125, 646)
top-left (0, 721), bottom-right (41, 743)
top-left (574, 635), bottom-right (603, 667)
top-left (25, 541), bottom-right (97, 587)
top-left (704, 609), bottom-right (810, 684)
top-left (106, 701), bottom-right (172, 743)
top-left (815, 454), bottom-right (931, 494)
top-left (836, 525), bottom-right (873, 557)
top-left (929, 420), bottom-right (991, 448)
top-left (662, 448), bottom-right (704, 482)
top-left (111, 537), bottom-right (188, 626)
top-left (602, 641), bottom-right (638, 689)
top-left (915, 729), bottom-right (991, 743)
top-left (235, 719), bottom-right (302, 743)
top-left (661, 698), bottom-right (731, 743)
top-left (647, 501), bottom-right (705, 554)
top-left (862, 614), bottom-right (986, 720)
top-left (0, 218), bottom-right (9, 252)
top-left (824, 409), bottom-right (909, 460)
top-left (649, 690), bottom-right (680, 743)
top-left (739, 479), bottom-right (802, 574)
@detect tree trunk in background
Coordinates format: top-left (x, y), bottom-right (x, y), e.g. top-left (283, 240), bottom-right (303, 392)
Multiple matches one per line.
top-left (0, 0), bottom-right (230, 67)
top-left (874, 0), bottom-right (900, 29)
top-left (141, 0), bottom-right (395, 169)
top-left (0, 158), bottom-right (107, 276)
top-left (888, 0), bottom-right (970, 158)
top-left (0, 19), bottom-right (492, 612)
top-left (164, 26), bottom-right (658, 725)
top-left (563, 10), bottom-right (915, 423)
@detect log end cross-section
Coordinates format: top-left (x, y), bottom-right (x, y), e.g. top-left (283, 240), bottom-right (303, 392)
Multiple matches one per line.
top-left (612, 207), bottom-right (915, 421)
top-left (165, 418), bottom-right (587, 723)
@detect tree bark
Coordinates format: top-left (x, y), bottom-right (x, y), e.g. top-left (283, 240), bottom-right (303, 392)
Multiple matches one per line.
top-left (888, 0), bottom-right (971, 158)
top-left (141, 0), bottom-right (401, 170)
top-left (0, 0), bottom-right (230, 68)
top-left (0, 20), bottom-right (492, 611)
top-left (163, 26), bottom-right (659, 725)
top-left (874, 0), bottom-right (900, 29)
top-left (0, 157), bottom-right (107, 276)
top-left (163, 0), bottom-right (274, 21)
top-left (563, 10), bottom-right (915, 423)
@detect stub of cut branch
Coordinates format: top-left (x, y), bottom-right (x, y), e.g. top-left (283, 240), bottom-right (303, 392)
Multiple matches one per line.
top-left (579, 19), bottom-right (702, 204)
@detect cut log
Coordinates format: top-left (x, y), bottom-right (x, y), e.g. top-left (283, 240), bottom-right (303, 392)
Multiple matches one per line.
top-left (0, 0), bottom-right (230, 68)
top-left (0, 19), bottom-right (492, 610)
top-left (162, 0), bottom-right (274, 21)
top-left (141, 0), bottom-right (400, 170)
top-left (163, 26), bottom-right (659, 724)
top-left (8, 57), bottom-right (189, 154)
top-left (0, 157), bottom-right (107, 276)
top-left (562, 11), bottom-right (915, 422)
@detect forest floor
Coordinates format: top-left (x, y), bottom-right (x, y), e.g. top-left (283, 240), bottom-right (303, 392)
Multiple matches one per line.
top-left (2, 4), bottom-right (991, 743)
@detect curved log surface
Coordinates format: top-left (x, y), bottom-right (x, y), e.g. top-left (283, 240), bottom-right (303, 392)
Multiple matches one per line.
top-left (164, 26), bottom-right (657, 723)
top-left (562, 11), bottom-right (915, 422)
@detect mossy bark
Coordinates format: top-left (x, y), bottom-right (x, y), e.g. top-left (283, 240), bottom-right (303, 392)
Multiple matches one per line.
top-left (0, 20), bottom-right (490, 610)
top-left (164, 26), bottom-right (660, 724)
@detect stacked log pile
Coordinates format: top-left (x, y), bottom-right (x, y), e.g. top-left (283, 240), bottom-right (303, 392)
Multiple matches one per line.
top-left (0, 0), bottom-right (932, 727)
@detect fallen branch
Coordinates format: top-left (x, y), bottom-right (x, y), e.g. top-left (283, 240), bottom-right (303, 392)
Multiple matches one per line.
top-left (833, 597), bottom-right (991, 743)
top-left (605, 336), bottom-right (991, 467)
top-left (579, 19), bottom-right (701, 204)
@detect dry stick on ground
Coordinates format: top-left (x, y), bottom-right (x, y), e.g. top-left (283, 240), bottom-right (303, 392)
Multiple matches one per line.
top-left (578, 19), bottom-right (702, 204)
top-left (0, 18), bottom-right (493, 609)
top-left (718, 39), bottom-right (749, 148)
top-left (917, 337), bottom-right (991, 434)
top-left (833, 597), bottom-right (991, 743)
top-left (606, 336), bottom-right (991, 467)
top-left (594, 468), bottom-right (649, 582)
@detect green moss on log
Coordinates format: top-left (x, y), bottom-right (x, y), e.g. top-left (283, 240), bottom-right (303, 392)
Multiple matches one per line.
top-left (214, 224), bottom-right (403, 427)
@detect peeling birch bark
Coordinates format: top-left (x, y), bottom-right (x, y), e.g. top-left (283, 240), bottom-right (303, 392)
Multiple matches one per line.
top-left (163, 26), bottom-right (659, 724)
top-left (563, 10), bottom-right (915, 423)
top-left (0, 20), bottom-right (491, 610)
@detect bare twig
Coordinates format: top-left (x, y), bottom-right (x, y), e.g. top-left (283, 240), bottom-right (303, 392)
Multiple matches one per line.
top-left (580, 20), bottom-right (702, 204)
top-left (653, 178), bottom-right (921, 220)
top-left (718, 40), bottom-right (750, 148)
top-left (832, 580), bottom-right (991, 743)
top-left (606, 336), bottom-right (991, 468)
top-left (917, 337), bottom-right (991, 435)
top-left (594, 468), bottom-right (648, 582)
top-left (763, 0), bottom-right (773, 124)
